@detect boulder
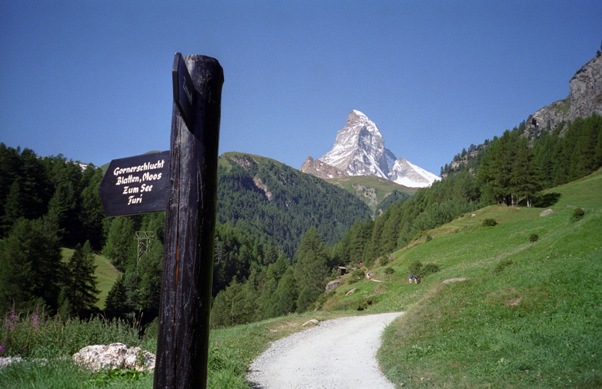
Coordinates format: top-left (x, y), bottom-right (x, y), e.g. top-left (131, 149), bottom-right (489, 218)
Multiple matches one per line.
top-left (540, 209), bottom-right (554, 217)
top-left (302, 319), bottom-right (320, 327)
top-left (325, 279), bottom-right (340, 292)
top-left (72, 343), bottom-right (155, 372)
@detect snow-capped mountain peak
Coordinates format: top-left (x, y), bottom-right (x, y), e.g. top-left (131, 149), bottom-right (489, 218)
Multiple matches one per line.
top-left (301, 110), bottom-right (440, 188)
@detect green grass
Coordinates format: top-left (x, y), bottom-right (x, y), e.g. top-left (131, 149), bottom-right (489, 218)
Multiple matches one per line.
top-left (372, 170), bottom-right (602, 388)
top-left (0, 312), bottom-right (152, 388)
top-left (61, 249), bottom-right (121, 309)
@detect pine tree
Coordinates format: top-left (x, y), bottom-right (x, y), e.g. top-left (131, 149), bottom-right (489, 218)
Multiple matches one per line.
top-left (0, 217), bottom-right (62, 313)
top-left (103, 217), bottom-right (136, 271)
top-left (105, 275), bottom-right (129, 318)
top-left (60, 241), bottom-right (100, 317)
top-left (510, 137), bottom-right (541, 207)
top-left (0, 220), bottom-right (34, 313)
top-left (136, 238), bottom-right (163, 313)
top-left (294, 228), bottom-right (329, 312)
top-left (1, 180), bottom-right (25, 235)
top-left (79, 167), bottom-right (105, 250)
top-left (271, 267), bottom-right (297, 316)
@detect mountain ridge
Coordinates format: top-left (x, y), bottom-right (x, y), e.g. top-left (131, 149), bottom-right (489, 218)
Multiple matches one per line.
top-left (526, 54), bottom-right (601, 135)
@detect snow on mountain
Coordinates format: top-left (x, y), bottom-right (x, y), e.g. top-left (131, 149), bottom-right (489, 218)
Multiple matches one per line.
top-left (388, 158), bottom-right (440, 187)
top-left (301, 110), bottom-right (440, 188)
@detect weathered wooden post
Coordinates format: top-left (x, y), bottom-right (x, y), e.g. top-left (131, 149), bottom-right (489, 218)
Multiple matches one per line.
top-left (154, 53), bottom-right (224, 388)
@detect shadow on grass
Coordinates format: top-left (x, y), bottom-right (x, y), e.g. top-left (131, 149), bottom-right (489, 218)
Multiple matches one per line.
top-left (533, 192), bottom-right (561, 208)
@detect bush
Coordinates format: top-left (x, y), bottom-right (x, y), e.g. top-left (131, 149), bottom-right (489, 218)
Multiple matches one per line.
top-left (408, 261), bottom-right (440, 277)
top-left (529, 233), bottom-right (539, 243)
top-left (356, 298), bottom-right (375, 311)
top-left (348, 268), bottom-right (366, 284)
top-left (482, 218), bottom-right (498, 227)
top-left (425, 235), bottom-right (433, 242)
top-left (408, 260), bottom-right (423, 275)
top-left (422, 263), bottom-right (440, 275)
top-left (385, 267), bottom-right (395, 275)
top-left (571, 207), bottom-right (585, 222)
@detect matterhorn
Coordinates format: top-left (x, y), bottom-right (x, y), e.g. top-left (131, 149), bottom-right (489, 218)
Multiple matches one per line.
top-left (301, 110), bottom-right (440, 188)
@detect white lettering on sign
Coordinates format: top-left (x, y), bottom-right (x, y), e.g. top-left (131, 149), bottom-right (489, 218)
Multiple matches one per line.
top-left (111, 158), bottom-right (166, 207)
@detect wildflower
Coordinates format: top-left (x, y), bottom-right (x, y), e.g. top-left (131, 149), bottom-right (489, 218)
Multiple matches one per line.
top-left (32, 314), bottom-right (39, 329)
top-left (6, 311), bottom-right (18, 331)
top-left (0, 345), bottom-right (5, 355)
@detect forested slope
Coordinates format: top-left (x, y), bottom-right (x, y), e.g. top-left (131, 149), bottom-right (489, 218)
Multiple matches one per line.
top-left (217, 152), bottom-right (371, 256)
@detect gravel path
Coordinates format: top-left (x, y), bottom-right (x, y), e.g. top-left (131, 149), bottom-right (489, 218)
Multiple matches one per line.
top-left (246, 312), bottom-right (403, 389)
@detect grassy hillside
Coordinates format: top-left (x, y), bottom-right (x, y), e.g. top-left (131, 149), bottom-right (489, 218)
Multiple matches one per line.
top-left (208, 169), bottom-right (602, 388)
top-left (61, 249), bottom-right (121, 309)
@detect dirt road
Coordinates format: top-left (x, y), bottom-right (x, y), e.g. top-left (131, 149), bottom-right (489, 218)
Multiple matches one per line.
top-left (246, 312), bottom-right (403, 388)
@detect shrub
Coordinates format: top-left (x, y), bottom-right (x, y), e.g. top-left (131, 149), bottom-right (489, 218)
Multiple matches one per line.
top-left (425, 235), bottom-right (433, 242)
top-left (385, 267), bottom-right (395, 275)
top-left (571, 207), bottom-right (585, 222)
top-left (529, 233), bottom-right (539, 243)
top-left (408, 261), bottom-right (440, 277)
top-left (482, 218), bottom-right (498, 227)
top-left (422, 263), bottom-right (440, 275)
top-left (348, 268), bottom-right (366, 284)
top-left (408, 260), bottom-right (423, 275)
top-left (357, 298), bottom-right (375, 311)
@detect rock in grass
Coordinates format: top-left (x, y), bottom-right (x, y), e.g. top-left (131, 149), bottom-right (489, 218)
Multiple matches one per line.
top-left (72, 343), bottom-right (155, 372)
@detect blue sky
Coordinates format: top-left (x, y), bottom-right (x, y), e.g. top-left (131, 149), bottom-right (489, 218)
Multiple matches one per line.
top-left (1, 1), bottom-right (601, 175)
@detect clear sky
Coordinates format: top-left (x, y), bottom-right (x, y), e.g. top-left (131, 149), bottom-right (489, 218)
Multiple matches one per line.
top-left (1, 1), bottom-right (601, 175)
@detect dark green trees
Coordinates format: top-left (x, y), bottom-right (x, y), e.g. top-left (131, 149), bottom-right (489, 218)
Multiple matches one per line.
top-left (103, 212), bottom-right (165, 316)
top-left (0, 217), bottom-right (62, 313)
top-left (478, 130), bottom-right (541, 206)
top-left (217, 153), bottom-right (371, 256)
top-left (102, 217), bottom-right (136, 271)
top-left (59, 241), bottom-right (100, 317)
top-left (209, 227), bottom-right (330, 328)
top-left (294, 228), bottom-right (330, 312)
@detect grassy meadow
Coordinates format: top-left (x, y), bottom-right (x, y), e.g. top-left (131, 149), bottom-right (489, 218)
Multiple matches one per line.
top-left (2, 170), bottom-right (601, 388)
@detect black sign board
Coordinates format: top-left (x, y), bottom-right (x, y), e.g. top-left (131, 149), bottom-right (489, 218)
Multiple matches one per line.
top-left (172, 52), bottom-right (196, 130)
top-left (99, 150), bottom-right (170, 216)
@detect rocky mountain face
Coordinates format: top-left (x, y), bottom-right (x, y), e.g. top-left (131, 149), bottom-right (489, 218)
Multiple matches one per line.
top-left (527, 54), bottom-right (602, 135)
top-left (301, 110), bottom-right (440, 188)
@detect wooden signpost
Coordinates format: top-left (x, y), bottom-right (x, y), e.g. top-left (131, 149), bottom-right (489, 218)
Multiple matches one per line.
top-left (154, 53), bottom-right (223, 389)
top-left (99, 52), bottom-right (223, 389)
top-left (99, 151), bottom-right (170, 216)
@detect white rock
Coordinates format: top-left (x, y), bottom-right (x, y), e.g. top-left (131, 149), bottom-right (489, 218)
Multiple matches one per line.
top-left (72, 343), bottom-right (155, 372)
